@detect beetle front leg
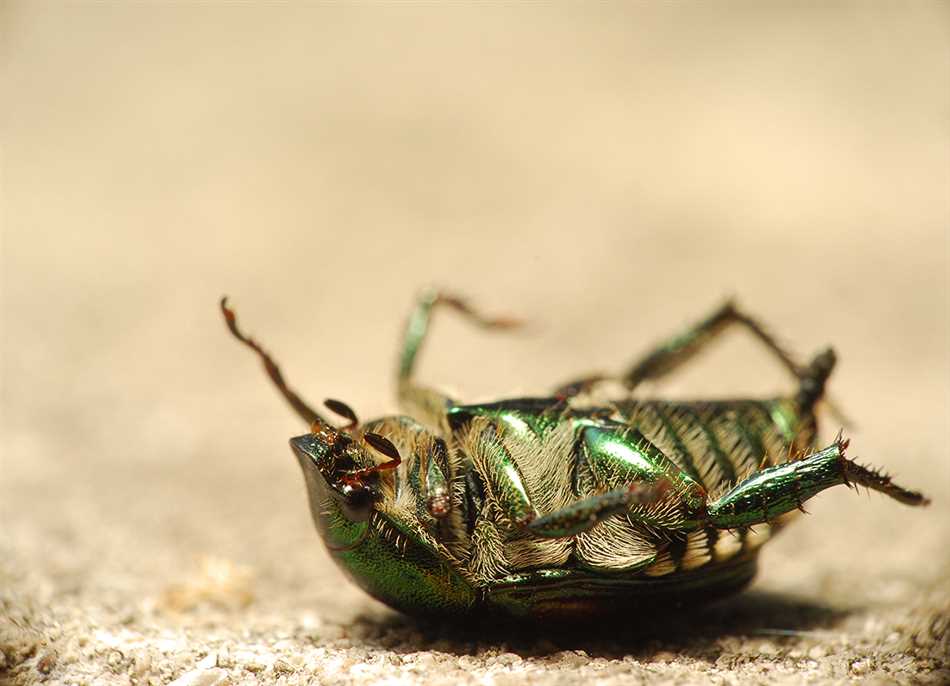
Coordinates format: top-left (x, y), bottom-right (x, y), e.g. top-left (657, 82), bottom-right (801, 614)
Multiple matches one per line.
top-left (397, 289), bottom-right (519, 428)
top-left (466, 422), bottom-right (539, 526)
top-left (706, 437), bottom-right (929, 529)
top-left (220, 298), bottom-right (328, 426)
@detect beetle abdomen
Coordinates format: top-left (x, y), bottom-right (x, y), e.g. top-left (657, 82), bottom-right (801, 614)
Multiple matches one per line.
top-left (480, 553), bottom-right (759, 620)
top-left (615, 398), bottom-right (816, 493)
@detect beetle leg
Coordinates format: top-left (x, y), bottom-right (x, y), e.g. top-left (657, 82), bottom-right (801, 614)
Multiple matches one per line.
top-left (397, 289), bottom-right (520, 427)
top-left (556, 300), bottom-right (849, 426)
top-left (526, 481), bottom-right (674, 538)
top-left (620, 300), bottom-right (798, 389)
top-left (706, 436), bottom-right (929, 529)
top-left (467, 422), bottom-right (539, 527)
top-left (552, 373), bottom-right (609, 399)
top-left (578, 423), bottom-right (705, 509)
top-left (424, 439), bottom-right (452, 519)
top-left (553, 301), bottom-right (768, 397)
top-left (467, 419), bottom-right (684, 538)
top-left (220, 297), bottom-right (328, 426)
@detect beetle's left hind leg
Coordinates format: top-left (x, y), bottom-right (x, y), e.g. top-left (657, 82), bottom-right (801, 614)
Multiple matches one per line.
top-left (554, 299), bottom-right (849, 424)
top-left (397, 289), bottom-right (519, 427)
top-left (706, 437), bottom-right (929, 530)
top-left (220, 298), bottom-right (327, 426)
top-left (555, 300), bottom-right (801, 397)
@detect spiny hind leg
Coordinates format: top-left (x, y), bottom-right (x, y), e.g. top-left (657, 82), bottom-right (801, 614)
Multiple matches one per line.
top-left (620, 300), bottom-right (806, 391)
top-left (555, 301), bottom-right (798, 394)
top-left (554, 300), bottom-right (848, 423)
top-left (397, 289), bottom-right (520, 427)
top-left (706, 436), bottom-right (929, 530)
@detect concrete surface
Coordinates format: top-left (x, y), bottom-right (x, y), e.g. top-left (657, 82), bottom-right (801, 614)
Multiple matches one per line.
top-left (3, 3), bottom-right (948, 685)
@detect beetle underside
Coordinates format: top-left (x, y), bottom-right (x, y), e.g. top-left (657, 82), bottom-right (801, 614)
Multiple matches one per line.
top-left (222, 292), bottom-right (928, 619)
top-left (364, 401), bottom-right (792, 590)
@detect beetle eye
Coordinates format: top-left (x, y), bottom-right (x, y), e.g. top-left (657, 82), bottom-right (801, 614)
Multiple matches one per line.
top-left (333, 479), bottom-right (378, 522)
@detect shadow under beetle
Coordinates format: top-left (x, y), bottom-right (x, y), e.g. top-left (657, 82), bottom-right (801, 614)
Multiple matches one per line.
top-left (221, 292), bottom-right (928, 619)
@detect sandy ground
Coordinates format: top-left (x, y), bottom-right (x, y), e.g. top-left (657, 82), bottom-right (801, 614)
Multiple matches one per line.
top-left (3, 3), bottom-right (949, 685)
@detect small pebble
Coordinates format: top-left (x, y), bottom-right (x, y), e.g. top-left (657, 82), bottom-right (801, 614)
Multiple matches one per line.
top-left (412, 652), bottom-right (436, 668)
top-left (552, 650), bottom-right (589, 667)
top-left (107, 650), bottom-right (125, 671)
top-left (272, 658), bottom-right (296, 675)
top-left (243, 659), bottom-right (266, 673)
top-left (36, 652), bottom-right (56, 674)
top-left (133, 653), bottom-right (152, 676)
top-left (167, 668), bottom-right (229, 686)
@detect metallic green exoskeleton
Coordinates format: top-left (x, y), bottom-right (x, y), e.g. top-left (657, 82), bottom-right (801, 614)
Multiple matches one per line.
top-left (221, 292), bottom-right (928, 619)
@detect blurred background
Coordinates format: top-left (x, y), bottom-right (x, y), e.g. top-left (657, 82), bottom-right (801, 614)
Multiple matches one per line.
top-left (3, 2), bottom-right (948, 684)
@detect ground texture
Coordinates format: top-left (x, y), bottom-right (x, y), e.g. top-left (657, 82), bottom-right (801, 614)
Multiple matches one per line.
top-left (3, 3), bottom-right (948, 685)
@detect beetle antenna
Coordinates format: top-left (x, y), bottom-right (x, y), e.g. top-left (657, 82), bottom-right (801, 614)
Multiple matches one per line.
top-left (220, 297), bottom-right (328, 427)
top-left (342, 433), bottom-right (402, 486)
top-left (324, 398), bottom-right (359, 431)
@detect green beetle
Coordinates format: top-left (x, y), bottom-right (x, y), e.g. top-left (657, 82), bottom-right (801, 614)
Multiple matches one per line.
top-left (221, 292), bottom-right (928, 619)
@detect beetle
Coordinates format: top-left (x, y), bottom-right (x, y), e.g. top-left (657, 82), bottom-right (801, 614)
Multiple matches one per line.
top-left (220, 291), bottom-right (928, 619)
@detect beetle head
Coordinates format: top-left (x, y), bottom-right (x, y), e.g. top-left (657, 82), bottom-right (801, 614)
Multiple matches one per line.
top-left (290, 417), bottom-right (401, 527)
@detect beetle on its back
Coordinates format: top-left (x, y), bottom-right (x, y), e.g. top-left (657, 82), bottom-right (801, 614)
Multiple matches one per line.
top-left (221, 291), bottom-right (928, 619)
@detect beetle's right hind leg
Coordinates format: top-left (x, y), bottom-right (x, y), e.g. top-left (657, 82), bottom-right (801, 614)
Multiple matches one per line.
top-left (220, 298), bottom-right (327, 426)
top-left (396, 289), bottom-right (520, 427)
top-left (706, 437), bottom-right (929, 530)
